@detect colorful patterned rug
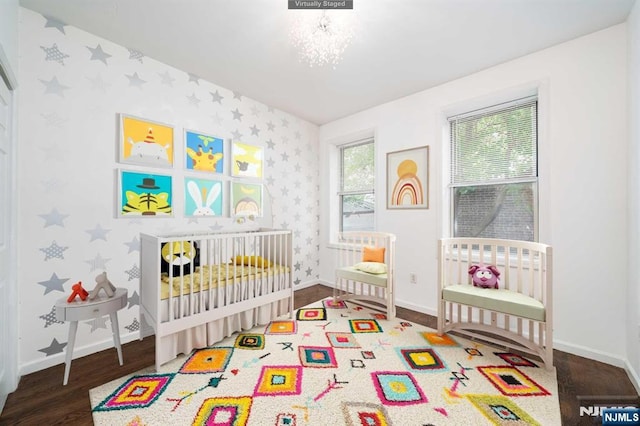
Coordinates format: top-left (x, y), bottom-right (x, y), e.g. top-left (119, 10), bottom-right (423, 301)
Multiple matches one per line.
top-left (90, 299), bottom-right (561, 425)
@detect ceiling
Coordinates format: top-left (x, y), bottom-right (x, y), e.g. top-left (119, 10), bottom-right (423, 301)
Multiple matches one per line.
top-left (19, 0), bottom-right (636, 125)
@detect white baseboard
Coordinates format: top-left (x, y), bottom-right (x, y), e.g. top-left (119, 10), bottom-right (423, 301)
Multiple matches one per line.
top-left (624, 359), bottom-right (640, 394)
top-left (295, 280), bottom-right (324, 290)
top-left (552, 338), bottom-right (627, 368)
top-left (0, 393), bottom-right (7, 417)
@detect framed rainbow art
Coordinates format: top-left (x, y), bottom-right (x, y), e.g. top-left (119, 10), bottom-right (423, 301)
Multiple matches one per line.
top-left (386, 146), bottom-right (429, 209)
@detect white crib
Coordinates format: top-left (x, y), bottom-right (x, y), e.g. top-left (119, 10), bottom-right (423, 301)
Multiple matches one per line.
top-left (140, 228), bottom-right (293, 370)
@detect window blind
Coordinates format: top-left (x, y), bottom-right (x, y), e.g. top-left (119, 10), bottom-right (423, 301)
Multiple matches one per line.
top-left (450, 97), bottom-right (537, 186)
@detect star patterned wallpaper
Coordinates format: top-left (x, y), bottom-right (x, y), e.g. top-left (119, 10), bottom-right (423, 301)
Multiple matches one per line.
top-left (18, 8), bottom-right (320, 372)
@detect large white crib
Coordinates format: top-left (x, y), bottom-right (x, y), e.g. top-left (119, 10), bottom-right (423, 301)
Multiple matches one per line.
top-left (140, 228), bottom-right (293, 370)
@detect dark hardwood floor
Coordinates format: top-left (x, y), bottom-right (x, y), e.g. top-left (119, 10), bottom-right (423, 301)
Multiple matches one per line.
top-left (1, 284), bottom-right (637, 425)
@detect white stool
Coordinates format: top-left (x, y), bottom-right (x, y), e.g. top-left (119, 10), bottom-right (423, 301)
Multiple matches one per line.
top-left (55, 287), bottom-right (127, 385)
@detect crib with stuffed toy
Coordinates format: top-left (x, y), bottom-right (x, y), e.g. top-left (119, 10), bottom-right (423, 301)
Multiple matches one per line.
top-left (140, 228), bottom-right (293, 370)
top-left (333, 231), bottom-right (396, 319)
top-left (437, 237), bottom-right (553, 369)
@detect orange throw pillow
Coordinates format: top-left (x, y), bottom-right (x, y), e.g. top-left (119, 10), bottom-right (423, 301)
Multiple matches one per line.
top-left (362, 246), bottom-right (385, 263)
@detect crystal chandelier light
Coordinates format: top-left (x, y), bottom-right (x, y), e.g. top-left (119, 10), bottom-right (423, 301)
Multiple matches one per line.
top-left (289, 11), bottom-right (354, 68)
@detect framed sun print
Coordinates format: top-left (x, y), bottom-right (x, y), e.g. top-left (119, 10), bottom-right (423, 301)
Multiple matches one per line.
top-left (118, 170), bottom-right (173, 217)
top-left (119, 114), bottom-right (174, 168)
top-left (231, 141), bottom-right (263, 179)
top-left (184, 130), bottom-right (224, 174)
top-left (386, 146), bottom-right (429, 209)
top-left (230, 181), bottom-right (262, 217)
top-left (184, 176), bottom-right (224, 217)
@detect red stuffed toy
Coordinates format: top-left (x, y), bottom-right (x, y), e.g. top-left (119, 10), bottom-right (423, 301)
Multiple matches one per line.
top-left (469, 264), bottom-right (500, 289)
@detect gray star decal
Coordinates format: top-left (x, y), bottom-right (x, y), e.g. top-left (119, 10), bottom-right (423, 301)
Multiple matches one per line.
top-left (231, 108), bottom-right (243, 121)
top-left (282, 136), bottom-right (290, 145)
top-left (125, 264), bottom-right (141, 281)
top-left (250, 105), bottom-right (260, 117)
top-left (295, 131), bottom-right (302, 140)
top-left (281, 187), bottom-right (289, 196)
top-left (39, 208), bottom-right (69, 227)
top-left (128, 48), bottom-right (144, 62)
top-left (266, 139), bottom-right (275, 149)
top-left (281, 221), bottom-right (290, 229)
top-left (294, 229), bottom-right (301, 238)
top-left (38, 338), bottom-right (67, 356)
top-left (125, 318), bottom-right (141, 332)
top-left (210, 90), bottom-right (224, 103)
top-left (233, 91), bottom-right (242, 100)
top-left (294, 147), bottom-right (302, 156)
top-left (40, 241), bottom-right (68, 261)
top-left (127, 290), bottom-right (140, 308)
top-left (41, 112), bottom-right (67, 127)
top-left (87, 44), bottom-right (111, 65)
top-left (159, 71), bottom-right (175, 86)
top-left (305, 267), bottom-right (313, 277)
top-left (294, 163), bottom-right (302, 172)
top-left (126, 72), bottom-right (146, 88)
top-left (85, 253), bottom-right (111, 271)
top-left (209, 222), bottom-right (223, 231)
top-left (187, 93), bottom-right (200, 107)
top-left (41, 177), bottom-right (66, 192)
top-left (188, 73), bottom-right (200, 84)
top-left (266, 176), bottom-right (275, 186)
top-left (41, 44), bottom-right (70, 65)
top-left (124, 236), bottom-right (140, 253)
top-left (266, 121), bottom-right (275, 131)
top-left (87, 74), bottom-right (110, 92)
top-left (38, 272), bottom-right (69, 295)
top-left (294, 196), bottom-right (302, 205)
top-left (281, 152), bottom-right (289, 162)
top-left (85, 316), bottom-right (108, 332)
top-left (306, 237), bottom-right (313, 245)
top-left (294, 262), bottom-right (301, 271)
top-left (39, 76), bottom-right (70, 97)
top-left (231, 129), bottom-right (243, 140)
top-left (250, 125), bottom-right (260, 136)
top-left (44, 16), bottom-right (67, 34)
top-left (294, 277), bottom-right (301, 285)
top-left (281, 118), bottom-right (289, 128)
top-left (40, 306), bottom-right (64, 328)
top-left (266, 158), bottom-right (275, 167)
top-left (86, 224), bottom-right (110, 242)
top-left (294, 246), bottom-right (301, 255)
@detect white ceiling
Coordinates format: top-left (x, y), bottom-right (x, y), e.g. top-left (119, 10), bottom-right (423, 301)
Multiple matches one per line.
top-left (19, 0), bottom-right (635, 124)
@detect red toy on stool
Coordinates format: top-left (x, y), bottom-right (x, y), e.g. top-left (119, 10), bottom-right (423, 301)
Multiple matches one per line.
top-left (67, 281), bottom-right (89, 302)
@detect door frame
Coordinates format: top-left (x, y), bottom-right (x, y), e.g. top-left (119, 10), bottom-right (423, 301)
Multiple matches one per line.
top-left (0, 42), bottom-right (18, 414)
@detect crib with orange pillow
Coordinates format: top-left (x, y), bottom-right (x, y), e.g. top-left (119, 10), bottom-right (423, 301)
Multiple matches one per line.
top-left (333, 232), bottom-right (396, 319)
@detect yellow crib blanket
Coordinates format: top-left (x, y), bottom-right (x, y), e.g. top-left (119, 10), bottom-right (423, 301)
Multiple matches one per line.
top-left (160, 263), bottom-right (289, 300)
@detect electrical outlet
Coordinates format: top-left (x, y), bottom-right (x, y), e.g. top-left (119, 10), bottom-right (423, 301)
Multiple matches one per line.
top-left (409, 273), bottom-right (417, 284)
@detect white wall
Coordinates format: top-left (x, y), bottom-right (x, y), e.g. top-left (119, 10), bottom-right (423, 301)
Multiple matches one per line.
top-left (320, 24), bottom-right (629, 366)
top-left (17, 7), bottom-right (320, 375)
top-left (627, 0), bottom-right (640, 390)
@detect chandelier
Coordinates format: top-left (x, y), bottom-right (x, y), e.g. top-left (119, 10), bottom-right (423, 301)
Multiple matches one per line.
top-left (289, 11), bottom-right (354, 68)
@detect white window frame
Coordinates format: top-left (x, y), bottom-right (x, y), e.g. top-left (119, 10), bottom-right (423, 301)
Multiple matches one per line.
top-left (338, 138), bottom-right (375, 233)
top-left (326, 129), bottom-right (376, 245)
top-left (441, 86), bottom-right (548, 244)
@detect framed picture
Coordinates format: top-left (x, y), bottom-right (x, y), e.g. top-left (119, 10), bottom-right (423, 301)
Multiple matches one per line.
top-left (230, 181), bottom-right (262, 217)
top-left (118, 170), bottom-right (173, 217)
top-left (386, 146), bottom-right (429, 209)
top-left (184, 177), bottom-right (223, 217)
top-left (231, 141), bottom-right (263, 178)
top-left (119, 114), bottom-right (174, 168)
top-left (184, 130), bottom-right (224, 174)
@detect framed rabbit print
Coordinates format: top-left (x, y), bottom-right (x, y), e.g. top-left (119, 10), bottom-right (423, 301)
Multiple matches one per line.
top-left (184, 177), bottom-right (224, 217)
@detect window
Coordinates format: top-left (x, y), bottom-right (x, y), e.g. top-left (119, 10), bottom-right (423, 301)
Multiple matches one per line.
top-left (449, 97), bottom-right (538, 241)
top-left (339, 138), bottom-right (375, 232)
